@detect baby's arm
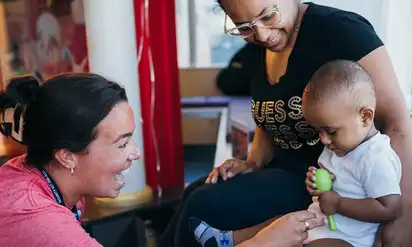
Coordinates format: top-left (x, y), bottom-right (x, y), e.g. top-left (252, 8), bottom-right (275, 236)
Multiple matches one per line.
top-left (336, 194), bottom-right (401, 223)
top-left (337, 151), bottom-right (402, 223)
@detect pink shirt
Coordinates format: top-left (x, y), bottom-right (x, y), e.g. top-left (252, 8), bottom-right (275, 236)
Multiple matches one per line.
top-left (0, 155), bottom-right (102, 247)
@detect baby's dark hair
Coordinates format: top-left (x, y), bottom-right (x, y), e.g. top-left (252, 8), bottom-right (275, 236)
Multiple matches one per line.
top-left (303, 60), bottom-right (376, 110)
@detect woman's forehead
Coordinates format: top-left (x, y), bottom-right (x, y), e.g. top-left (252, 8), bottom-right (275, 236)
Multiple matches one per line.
top-left (222, 0), bottom-right (275, 21)
top-left (94, 102), bottom-right (135, 143)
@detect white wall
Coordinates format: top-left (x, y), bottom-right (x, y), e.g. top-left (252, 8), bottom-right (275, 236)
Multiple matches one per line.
top-left (312, 0), bottom-right (412, 112)
top-left (175, 0), bottom-right (191, 67)
top-left (381, 0), bottom-right (412, 111)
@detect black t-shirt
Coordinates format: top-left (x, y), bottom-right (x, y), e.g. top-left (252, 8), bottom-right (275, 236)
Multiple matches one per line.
top-left (249, 3), bottom-right (384, 174)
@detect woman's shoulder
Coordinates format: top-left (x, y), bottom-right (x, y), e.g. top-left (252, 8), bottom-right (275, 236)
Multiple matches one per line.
top-left (303, 3), bottom-right (378, 37)
top-left (0, 155), bottom-right (86, 212)
top-left (0, 155), bottom-right (44, 192)
top-left (0, 193), bottom-right (97, 247)
top-left (0, 161), bottom-right (94, 246)
top-left (305, 3), bottom-right (372, 25)
top-left (302, 3), bottom-right (383, 61)
top-left (0, 156), bottom-right (52, 210)
top-left (1, 156), bottom-right (65, 210)
top-left (0, 155), bottom-right (38, 192)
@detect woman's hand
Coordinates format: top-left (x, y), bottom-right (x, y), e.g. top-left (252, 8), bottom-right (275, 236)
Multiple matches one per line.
top-left (305, 166), bottom-right (335, 196)
top-left (250, 211), bottom-right (325, 247)
top-left (205, 159), bottom-right (255, 184)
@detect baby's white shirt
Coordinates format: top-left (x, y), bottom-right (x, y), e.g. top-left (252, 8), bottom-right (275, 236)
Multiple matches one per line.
top-left (305, 132), bottom-right (402, 247)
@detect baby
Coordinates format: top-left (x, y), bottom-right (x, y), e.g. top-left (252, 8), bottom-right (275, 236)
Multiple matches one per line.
top-left (302, 60), bottom-right (402, 247)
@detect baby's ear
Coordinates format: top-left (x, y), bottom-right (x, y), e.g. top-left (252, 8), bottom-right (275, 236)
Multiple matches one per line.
top-left (360, 107), bottom-right (374, 126)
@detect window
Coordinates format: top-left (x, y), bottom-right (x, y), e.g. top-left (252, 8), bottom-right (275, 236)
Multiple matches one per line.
top-left (175, 0), bottom-right (245, 68)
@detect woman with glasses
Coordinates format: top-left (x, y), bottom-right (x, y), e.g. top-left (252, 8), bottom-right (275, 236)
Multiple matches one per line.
top-left (160, 1), bottom-right (412, 247)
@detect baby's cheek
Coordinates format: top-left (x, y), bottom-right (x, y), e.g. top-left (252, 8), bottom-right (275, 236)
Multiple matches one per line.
top-left (335, 133), bottom-right (348, 145)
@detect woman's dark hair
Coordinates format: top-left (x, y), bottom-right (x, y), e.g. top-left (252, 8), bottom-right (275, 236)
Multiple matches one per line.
top-left (0, 73), bottom-right (128, 169)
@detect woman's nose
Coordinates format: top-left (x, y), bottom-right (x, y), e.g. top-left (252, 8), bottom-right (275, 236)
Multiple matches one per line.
top-left (253, 26), bottom-right (271, 43)
top-left (128, 141), bottom-right (141, 160)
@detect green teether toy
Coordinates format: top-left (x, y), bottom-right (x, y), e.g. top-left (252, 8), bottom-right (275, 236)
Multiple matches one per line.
top-left (314, 168), bottom-right (337, 231)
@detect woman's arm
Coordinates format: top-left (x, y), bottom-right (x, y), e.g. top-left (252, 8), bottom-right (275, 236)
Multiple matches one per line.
top-left (359, 46), bottom-right (412, 244)
top-left (206, 126), bottom-right (274, 183)
top-left (359, 47), bottom-right (412, 205)
top-left (235, 211), bottom-right (324, 247)
top-left (236, 239), bottom-right (260, 247)
top-left (246, 126), bottom-right (275, 169)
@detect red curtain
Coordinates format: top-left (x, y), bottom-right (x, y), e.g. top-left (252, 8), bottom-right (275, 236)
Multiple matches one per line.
top-left (134, 0), bottom-right (184, 189)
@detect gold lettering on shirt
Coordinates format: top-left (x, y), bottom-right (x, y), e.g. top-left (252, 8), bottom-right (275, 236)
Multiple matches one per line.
top-left (251, 96), bottom-right (319, 150)
top-left (295, 121), bottom-right (316, 139)
top-left (254, 101), bottom-right (265, 123)
top-left (307, 138), bottom-right (320, 146)
top-left (288, 96), bottom-right (303, 120)
top-left (274, 100), bottom-right (286, 122)
top-left (265, 101), bottom-right (275, 123)
top-left (279, 124), bottom-right (303, 150)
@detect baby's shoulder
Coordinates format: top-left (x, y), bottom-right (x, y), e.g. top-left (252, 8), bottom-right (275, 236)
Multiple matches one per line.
top-left (361, 134), bottom-right (397, 159)
top-left (355, 134), bottom-right (401, 173)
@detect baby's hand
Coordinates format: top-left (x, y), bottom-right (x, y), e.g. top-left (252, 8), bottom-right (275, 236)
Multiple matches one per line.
top-left (319, 191), bottom-right (341, 215)
top-left (305, 166), bottom-right (336, 196)
top-left (306, 166), bottom-right (318, 195)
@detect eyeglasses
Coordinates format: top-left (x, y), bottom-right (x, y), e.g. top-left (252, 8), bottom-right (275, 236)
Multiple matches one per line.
top-left (224, 0), bottom-right (281, 39)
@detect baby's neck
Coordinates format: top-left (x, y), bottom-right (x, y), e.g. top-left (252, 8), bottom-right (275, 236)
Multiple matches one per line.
top-left (363, 125), bottom-right (379, 144)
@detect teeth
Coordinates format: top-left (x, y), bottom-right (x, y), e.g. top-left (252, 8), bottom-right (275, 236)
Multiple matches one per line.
top-left (115, 172), bottom-right (125, 184)
top-left (268, 38), bottom-right (276, 45)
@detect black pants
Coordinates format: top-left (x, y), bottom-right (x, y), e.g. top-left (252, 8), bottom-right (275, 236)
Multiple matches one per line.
top-left (159, 167), bottom-right (311, 247)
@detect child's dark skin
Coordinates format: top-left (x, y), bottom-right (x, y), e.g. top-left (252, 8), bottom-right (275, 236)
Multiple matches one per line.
top-left (302, 86), bottom-right (402, 246)
top-left (307, 167), bottom-right (402, 222)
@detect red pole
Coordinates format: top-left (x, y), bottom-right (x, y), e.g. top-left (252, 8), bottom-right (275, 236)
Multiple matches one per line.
top-left (133, 0), bottom-right (184, 189)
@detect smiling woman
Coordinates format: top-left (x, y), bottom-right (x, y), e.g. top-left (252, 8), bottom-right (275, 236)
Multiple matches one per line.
top-left (0, 73), bottom-right (141, 247)
top-left (162, 0), bottom-right (412, 246)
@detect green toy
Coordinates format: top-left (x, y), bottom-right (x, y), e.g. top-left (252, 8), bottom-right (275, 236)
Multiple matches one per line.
top-left (314, 168), bottom-right (337, 231)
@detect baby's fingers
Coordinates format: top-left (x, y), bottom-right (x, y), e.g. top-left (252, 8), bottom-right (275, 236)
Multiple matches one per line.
top-left (308, 166), bottom-right (317, 173)
top-left (306, 170), bottom-right (316, 183)
top-left (305, 176), bottom-right (316, 188)
top-left (307, 188), bottom-right (323, 196)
